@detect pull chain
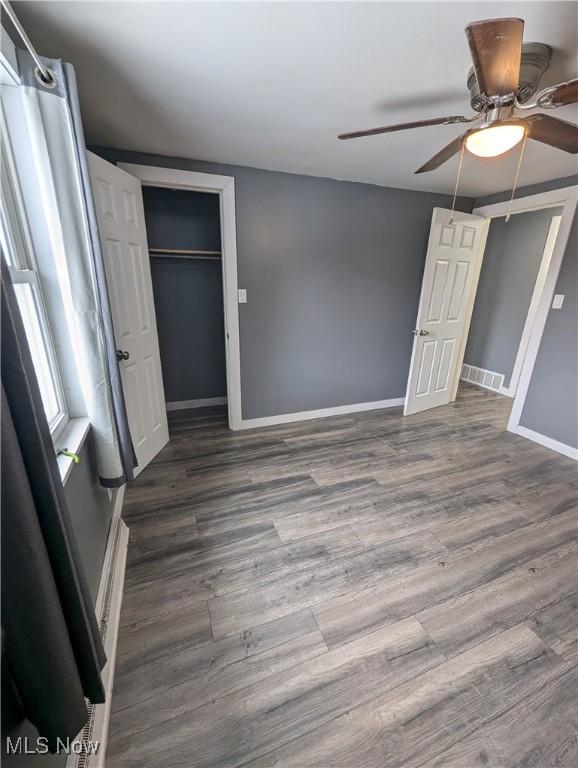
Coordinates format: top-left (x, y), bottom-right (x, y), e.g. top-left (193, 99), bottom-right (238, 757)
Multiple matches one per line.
top-left (449, 141), bottom-right (466, 225)
top-left (505, 131), bottom-right (529, 222)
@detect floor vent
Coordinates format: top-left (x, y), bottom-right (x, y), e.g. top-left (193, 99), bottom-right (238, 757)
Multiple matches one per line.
top-left (461, 364), bottom-right (505, 393)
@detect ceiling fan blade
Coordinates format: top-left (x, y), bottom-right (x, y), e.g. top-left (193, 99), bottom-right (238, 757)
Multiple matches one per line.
top-left (415, 132), bottom-right (471, 174)
top-left (338, 115), bottom-right (472, 140)
top-left (523, 114), bottom-right (578, 153)
top-left (466, 18), bottom-right (524, 96)
top-left (538, 78), bottom-right (578, 107)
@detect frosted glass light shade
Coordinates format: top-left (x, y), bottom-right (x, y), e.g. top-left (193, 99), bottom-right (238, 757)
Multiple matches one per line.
top-left (465, 124), bottom-right (525, 157)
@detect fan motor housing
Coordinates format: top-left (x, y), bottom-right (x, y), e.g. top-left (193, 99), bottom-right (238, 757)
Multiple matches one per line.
top-left (467, 42), bottom-right (553, 110)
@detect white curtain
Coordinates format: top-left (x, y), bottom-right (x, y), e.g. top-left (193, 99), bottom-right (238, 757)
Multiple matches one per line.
top-left (15, 51), bottom-right (135, 485)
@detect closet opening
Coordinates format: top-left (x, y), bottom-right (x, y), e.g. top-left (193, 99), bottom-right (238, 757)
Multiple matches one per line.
top-left (142, 186), bottom-right (228, 417)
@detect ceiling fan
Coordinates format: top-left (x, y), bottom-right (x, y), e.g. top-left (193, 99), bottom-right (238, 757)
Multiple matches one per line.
top-left (338, 18), bottom-right (578, 174)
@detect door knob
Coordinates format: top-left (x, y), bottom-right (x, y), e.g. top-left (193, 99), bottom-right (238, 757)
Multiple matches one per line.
top-left (116, 349), bottom-right (130, 361)
top-left (412, 329), bottom-right (430, 336)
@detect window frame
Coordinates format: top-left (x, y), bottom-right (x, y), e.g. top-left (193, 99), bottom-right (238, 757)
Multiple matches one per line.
top-left (1, 111), bottom-right (70, 441)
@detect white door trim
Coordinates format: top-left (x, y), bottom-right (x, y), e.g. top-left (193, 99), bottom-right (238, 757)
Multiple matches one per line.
top-left (473, 185), bottom-right (578, 450)
top-left (118, 163), bottom-right (243, 431)
top-left (501, 214), bottom-right (562, 397)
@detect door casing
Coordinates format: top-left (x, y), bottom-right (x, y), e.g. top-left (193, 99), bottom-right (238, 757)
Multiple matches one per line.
top-left (471, 186), bottom-right (578, 448)
top-left (119, 163), bottom-right (243, 431)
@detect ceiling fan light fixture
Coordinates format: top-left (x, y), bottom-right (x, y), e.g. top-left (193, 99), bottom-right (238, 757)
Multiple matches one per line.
top-left (465, 123), bottom-right (526, 157)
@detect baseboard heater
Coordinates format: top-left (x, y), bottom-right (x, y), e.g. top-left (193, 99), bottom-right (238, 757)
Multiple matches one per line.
top-left (66, 496), bottom-right (129, 768)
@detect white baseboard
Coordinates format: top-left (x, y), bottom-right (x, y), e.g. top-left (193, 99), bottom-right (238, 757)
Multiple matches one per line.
top-left (112, 484), bottom-right (125, 521)
top-left (66, 505), bottom-right (129, 768)
top-left (166, 397), bottom-right (227, 411)
top-left (510, 424), bottom-right (578, 461)
top-left (498, 385), bottom-right (515, 399)
top-left (239, 397), bottom-right (405, 430)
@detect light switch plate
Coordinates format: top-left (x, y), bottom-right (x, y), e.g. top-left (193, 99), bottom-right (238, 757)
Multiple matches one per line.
top-left (238, 288), bottom-right (247, 304)
top-left (552, 294), bottom-right (565, 309)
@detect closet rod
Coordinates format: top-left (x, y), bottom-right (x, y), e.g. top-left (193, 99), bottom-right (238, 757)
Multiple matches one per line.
top-left (149, 248), bottom-right (221, 262)
top-left (149, 248), bottom-right (221, 255)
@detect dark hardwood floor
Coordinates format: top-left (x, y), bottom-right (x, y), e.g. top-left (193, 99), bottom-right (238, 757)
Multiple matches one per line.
top-left (107, 384), bottom-right (577, 767)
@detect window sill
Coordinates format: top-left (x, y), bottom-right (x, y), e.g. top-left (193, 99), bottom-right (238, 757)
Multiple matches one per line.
top-left (55, 417), bottom-right (90, 485)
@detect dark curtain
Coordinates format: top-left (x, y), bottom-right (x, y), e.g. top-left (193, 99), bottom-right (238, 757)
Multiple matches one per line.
top-left (1, 260), bottom-right (106, 750)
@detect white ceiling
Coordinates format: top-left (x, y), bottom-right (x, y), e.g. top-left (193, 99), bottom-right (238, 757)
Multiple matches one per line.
top-left (14, 1), bottom-right (578, 197)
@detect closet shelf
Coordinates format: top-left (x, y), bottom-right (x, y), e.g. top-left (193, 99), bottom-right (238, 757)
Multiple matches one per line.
top-left (149, 247), bottom-right (221, 261)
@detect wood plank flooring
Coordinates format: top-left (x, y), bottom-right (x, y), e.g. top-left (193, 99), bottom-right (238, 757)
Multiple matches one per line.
top-left (108, 384), bottom-right (577, 767)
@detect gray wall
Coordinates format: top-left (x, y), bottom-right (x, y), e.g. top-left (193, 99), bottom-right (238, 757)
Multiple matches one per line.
top-left (519, 214), bottom-right (578, 448)
top-left (474, 174), bottom-right (578, 449)
top-left (142, 187), bottom-right (226, 403)
top-left (143, 186), bottom-right (221, 251)
top-left (465, 207), bottom-right (563, 387)
top-left (64, 432), bottom-right (116, 601)
top-left (94, 147), bottom-right (472, 419)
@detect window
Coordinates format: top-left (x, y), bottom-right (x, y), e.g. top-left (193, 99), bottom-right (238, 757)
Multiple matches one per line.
top-left (0, 128), bottom-right (69, 439)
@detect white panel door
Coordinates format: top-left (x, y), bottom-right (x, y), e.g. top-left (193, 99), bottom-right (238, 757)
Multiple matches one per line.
top-left (404, 207), bottom-right (488, 416)
top-left (87, 151), bottom-right (169, 474)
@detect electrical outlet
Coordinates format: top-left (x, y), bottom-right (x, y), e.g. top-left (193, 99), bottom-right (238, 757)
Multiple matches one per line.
top-left (238, 289), bottom-right (247, 304)
top-left (552, 294), bottom-right (565, 310)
